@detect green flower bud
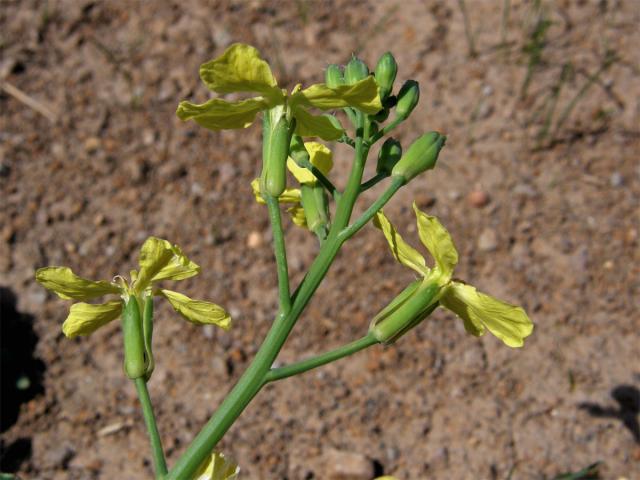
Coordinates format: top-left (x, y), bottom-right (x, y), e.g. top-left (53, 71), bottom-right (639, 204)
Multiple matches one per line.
top-left (300, 184), bottom-right (330, 233)
top-left (142, 295), bottom-right (155, 382)
top-left (289, 134), bottom-right (309, 165)
top-left (370, 280), bottom-right (440, 343)
top-left (374, 52), bottom-right (397, 100)
top-left (122, 296), bottom-right (146, 379)
top-left (395, 80), bottom-right (420, 120)
top-left (344, 56), bottom-right (369, 85)
top-left (391, 132), bottom-right (446, 182)
top-left (376, 138), bottom-right (403, 176)
top-left (260, 108), bottom-right (292, 197)
top-left (325, 64), bottom-right (345, 88)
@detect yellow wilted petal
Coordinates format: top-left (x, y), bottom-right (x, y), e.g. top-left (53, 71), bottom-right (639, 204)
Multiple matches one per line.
top-left (62, 301), bottom-right (123, 338)
top-left (177, 97), bottom-right (268, 130)
top-left (199, 43), bottom-right (280, 98)
top-left (413, 203), bottom-right (458, 283)
top-left (287, 141), bottom-right (333, 184)
top-left (136, 238), bottom-right (200, 291)
top-left (293, 107), bottom-right (344, 141)
top-left (251, 178), bottom-right (301, 204)
top-left (440, 281), bottom-right (533, 348)
top-left (36, 267), bottom-right (120, 300)
top-left (194, 452), bottom-right (240, 480)
top-left (160, 289), bottom-right (231, 330)
top-left (373, 210), bottom-right (430, 277)
top-left (287, 205), bottom-right (307, 228)
top-left (292, 76), bottom-right (382, 114)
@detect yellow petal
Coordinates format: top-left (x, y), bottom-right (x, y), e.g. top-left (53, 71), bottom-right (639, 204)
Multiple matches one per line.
top-left (194, 451), bottom-right (240, 480)
top-left (413, 203), bottom-right (458, 283)
top-left (36, 266), bottom-right (120, 300)
top-left (160, 289), bottom-right (231, 330)
top-left (199, 43), bottom-right (280, 99)
top-left (373, 210), bottom-right (430, 276)
top-left (251, 178), bottom-right (301, 204)
top-left (287, 205), bottom-right (307, 228)
top-left (62, 301), bottom-right (123, 338)
top-left (177, 97), bottom-right (268, 130)
top-left (287, 142), bottom-right (333, 185)
top-left (292, 76), bottom-right (382, 114)
top-left (136, 237), bottom-right (200, 291)
top-left (293, 108), bottom-right (344, 141)
top-left (440, 281), bottom-right (534, 348)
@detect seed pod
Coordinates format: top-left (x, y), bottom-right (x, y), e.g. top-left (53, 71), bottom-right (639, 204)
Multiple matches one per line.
top-left (344, 56), bottom-right (369, 85)
top-left (325, 64), bottom-right (344, 88)
top-left (391, 132), bottom-right (446, 182)
top-left (376, 138), bottom-right (403, 176)
top-left (121, 296), bottom-right (146, 379)
top-left (395, 80), bottom-right (420, 120)
top-left (370, 280), bottom-right (440, 344)
top-left (260, 109), bottom-right (292, 197)
top-left (374, 52), bottom-right (398, 101)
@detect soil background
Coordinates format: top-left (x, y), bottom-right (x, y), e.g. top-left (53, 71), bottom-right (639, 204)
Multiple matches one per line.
top-left (1, 1), bottom-right (639, 479)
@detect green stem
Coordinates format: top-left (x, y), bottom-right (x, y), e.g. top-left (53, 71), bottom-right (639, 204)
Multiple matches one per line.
top-left (265, 195), bottom-right (291, 313)
top-left (298, 157), bottom-right (338, 198)
top-left (134, 378), bottom-right (167, 478)
top-left (166, 114), bottom-right (378, 480)
top-left (265, 333), bottom-right (378, 383)
top-left (339, 176), bottom-right (405, 241)
top-left (368, 117), bottom-right (402, 145)
top-left (360, 172), bottom-right (388, 193)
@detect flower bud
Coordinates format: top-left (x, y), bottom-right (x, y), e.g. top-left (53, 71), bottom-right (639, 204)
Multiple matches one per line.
top-left (122, 296), bottom-right (146, 379)
top-left (260, 108), bottom-right (292, 197)
top-left (325, 64), bottom-right (345, 88)
top-left (370, 280), bottom-right (440, 343)
top-left (344, 56), bottom-right (369, 85)
top-left (391, 132), bottom-right (446, 182)
top-left (376, 138), bottom-right (402, 176)
top-left (289, 134), bottom-right (309, 165)
top-left (374, 52), bottom-right (397, 101)
top-left (395, 80), bottom-right (420, 120)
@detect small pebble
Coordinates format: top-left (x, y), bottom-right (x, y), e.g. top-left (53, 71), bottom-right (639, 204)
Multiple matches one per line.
top-left (467, 190), bottom-right (490, 208)
top-left (477, 228), bottom-right (498, 252)
top-left (84, 137), bottom-right (101, 153)
top-left (323, 449), bottom-right (374, 480)
top-left (247, 231), bottom-right (262, 248)
top-left (610, 171), bottom-right (623, 187)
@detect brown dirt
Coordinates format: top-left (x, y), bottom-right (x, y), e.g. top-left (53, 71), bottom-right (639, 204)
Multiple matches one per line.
top-left (1, 1), bottom-right (639, 479)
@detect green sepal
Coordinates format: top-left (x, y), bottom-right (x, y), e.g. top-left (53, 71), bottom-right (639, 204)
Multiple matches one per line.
top-left (142, 295), bottom-right (155, 382)
top-left (260, 107), bottom-right (293, 197)
top-left (370, 281), bottom-right (440, 344)
top-left (300, 184), bottom-right (330, 233)
top-left (121, 296), bottom-right (147, 380)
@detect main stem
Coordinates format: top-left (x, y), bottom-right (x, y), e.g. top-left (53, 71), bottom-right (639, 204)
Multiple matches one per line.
top-left (167, 115), bottom-right (384, 479)
top-left (134, 378), bottom-right (167, 478)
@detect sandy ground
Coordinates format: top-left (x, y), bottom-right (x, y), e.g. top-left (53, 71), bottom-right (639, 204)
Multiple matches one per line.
top-left (1, 0), bottom-right (639, 479)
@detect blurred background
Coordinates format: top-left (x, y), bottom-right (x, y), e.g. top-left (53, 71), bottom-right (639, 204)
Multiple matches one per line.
top-left (1, 1), bottom-right (638, 478)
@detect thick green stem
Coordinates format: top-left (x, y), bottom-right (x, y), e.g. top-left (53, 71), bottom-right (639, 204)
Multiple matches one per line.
top-left (265, 195), bottom-right (291, 314)
top-left (134, 378), bottom-right (167, 479)
top-left (265, 333), bottom-right (378, 383)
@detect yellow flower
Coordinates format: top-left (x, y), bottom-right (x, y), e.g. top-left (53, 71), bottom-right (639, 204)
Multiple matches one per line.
top-left (36, 237), bottom-right (231, 338)
top-left (371, 203), bottom-right (533, 347)
top-left (251, 141), bottom-right (333, 229)
top-left (177, 43), bottom-right (381, 141)
top-left (194, 452), bottom-right (239, 480)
